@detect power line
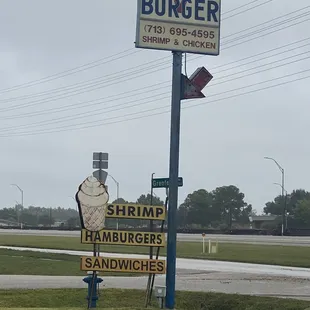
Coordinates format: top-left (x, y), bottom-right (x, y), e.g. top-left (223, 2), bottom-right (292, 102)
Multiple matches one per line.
top-left (3, 62), bottom-right (310, 135)
top-left (223, 0), bottom-right (273, 21)
top-left (0, 48), bottom-right (142, 94)
top-left (210, 51), bottom-right (310, 85)
top-left (222, 4), bottom-right (310, 39)
top-left (2, 68), bottom-right (309, 138)
top-left (0, 82), bottom-right (169, 120)
top-left (187, 6), bottom-right (310, 65)
top-left (1, 10), bottom-right (308, 113)
top-left (189, 9), bottom-right (310, 64)
top-left (223, 11), bottom-right (310, 45)
top-left (212, 37), bottom-right (310, 73)
top-left (2, 36), bottom-right (310, 121)
top-left (1, 2), bottom-right (303, 105)
top-left (222, 0), bottom-right (261, 16)
top-left (1, 49), bottom-right (307, 130)
top-left (0, 2), bottom-right (266, 96)
top-left (0, 57), bottom-right (170, 104)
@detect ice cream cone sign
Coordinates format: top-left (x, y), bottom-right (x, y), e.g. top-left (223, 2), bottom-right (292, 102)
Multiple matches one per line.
top-left (75, 175), bottom-right (109, 232)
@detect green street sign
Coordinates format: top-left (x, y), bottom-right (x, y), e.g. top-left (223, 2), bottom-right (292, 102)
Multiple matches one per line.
top-left (152, 177), bottom-right (183, 189)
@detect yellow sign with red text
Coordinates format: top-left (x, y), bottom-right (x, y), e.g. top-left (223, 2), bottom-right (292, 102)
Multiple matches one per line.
top-left (80, 256), bottom-right (166, 274)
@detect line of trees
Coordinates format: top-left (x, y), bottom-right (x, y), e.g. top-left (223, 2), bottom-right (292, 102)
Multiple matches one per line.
top-left (0, 185), bottom-right (252, 229)
top-left (0, 206), bottom-right (77, 227)
top-left (2, 186), bottom-right (310, 230)
top-left (263, 189), bottom-right (310, 228)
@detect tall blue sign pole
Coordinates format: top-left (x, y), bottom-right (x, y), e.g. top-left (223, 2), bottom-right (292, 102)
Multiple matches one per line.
top-left (135, 1), bottom-right (221, 308)
top-left (166, 51), bottom-right (182, 309)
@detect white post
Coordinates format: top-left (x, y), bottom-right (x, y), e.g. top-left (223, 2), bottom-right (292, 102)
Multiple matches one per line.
top-left (202, 233), bottom-right (206, 253)
top-left (202, 236), bottom-right (205, 253)
top-left (208, 239), bottom-right (211, 254)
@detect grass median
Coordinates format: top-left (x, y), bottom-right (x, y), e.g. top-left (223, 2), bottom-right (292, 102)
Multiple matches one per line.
top-left (0, 249), bottom-right (135, 276)
top-left (1, 289), bottom-right (310, 310)
top-left (1, 234), bottom-right (310, 267)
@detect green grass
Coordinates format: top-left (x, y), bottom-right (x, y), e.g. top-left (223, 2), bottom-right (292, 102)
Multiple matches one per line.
top-left (0, 249), bottom-right (134, 276)
top-left (2, 234), bottom-right (310, 268)
top-left (0, 289), bottom-right (310, 309)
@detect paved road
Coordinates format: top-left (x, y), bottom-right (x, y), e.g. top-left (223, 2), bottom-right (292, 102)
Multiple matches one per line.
top-left (2, 246), bottom-right (310, 300)
top-left (2, 229), bottom-right (310, 246)
top-left (1, 273), bottom-right (310, 301)
top-left (2, 245), bottom-right (310, 279)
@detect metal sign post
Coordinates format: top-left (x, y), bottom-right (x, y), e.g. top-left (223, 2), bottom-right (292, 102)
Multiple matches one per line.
top-left (166, 51), bottom-right (182, 309)
top-left (93, 152), bottom-right (109, 184)
top-left (75, 176), bottom-right (110, 308)
top-left (135, 1), bottom-right (221, 308)
top-left (145, 172), bottom-right (156, 307)
top-left (92, 152), bottom-right (109, 270)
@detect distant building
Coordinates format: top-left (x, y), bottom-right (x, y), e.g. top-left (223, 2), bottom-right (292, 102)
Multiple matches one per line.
top-left (249, 215), bottom-right (278, 229)
top-left (52, 221), bottom-right (65, 227)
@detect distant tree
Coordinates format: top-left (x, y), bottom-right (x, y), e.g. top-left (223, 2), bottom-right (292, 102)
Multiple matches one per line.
top-left (264, 189), bottom-right (310, 215)
top-left (177, 205), bottom-right (189, 228)
top-left (136, 194), bottom-right (164, 206)
top-left (38, 214), bottom-right (54, 227)
top-left (249, 210), bottom-right (257, 216)
top-left (66, 217), bottom-right (80, 228)
top-left (180, 189), bottom-right (214, 227)
top-left (261, 218), bottom-right (281, 231)
top-left (50, 206), bottom-right (78, 221)
top-left (0, 207), bottom-right (17, 222)
top-left (212, 185), bottom-right (252, 228)
top-left (264, 196), bottom-right (284, 216)
top-left (289, 190), bottom-right (310, 215)
top-left (19, 212), bottom-right (37, 226)
top-left (293, 199), bottom-right (310, 227)
top-left (15, 204), bottom-right (24, 213)
top-left (112, 198), bottom-right (128, 204)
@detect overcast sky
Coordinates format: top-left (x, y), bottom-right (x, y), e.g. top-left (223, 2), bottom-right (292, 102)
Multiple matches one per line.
top-left (0, 0), bottom-right (309, 213)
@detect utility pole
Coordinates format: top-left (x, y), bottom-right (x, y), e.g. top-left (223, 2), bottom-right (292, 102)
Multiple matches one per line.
top-left (11, 183), bottom-right (23, 227)
top-left (264, 157), bottom-right (285, 235)
top-left (50, 207), bottom-right (52, 228)
top-left (273, 182), bottom-right (288, 230)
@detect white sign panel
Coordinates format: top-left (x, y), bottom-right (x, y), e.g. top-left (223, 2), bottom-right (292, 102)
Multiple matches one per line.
top-left (135, 0), bottom-right (221, 55)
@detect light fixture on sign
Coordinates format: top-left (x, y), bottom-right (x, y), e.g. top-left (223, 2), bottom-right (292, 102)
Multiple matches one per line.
top-left (75, 176), bottom-right (109, 232)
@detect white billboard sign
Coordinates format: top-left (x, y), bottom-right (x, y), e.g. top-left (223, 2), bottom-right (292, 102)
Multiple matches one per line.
top-left (135, 0), bottom-right (221, 55)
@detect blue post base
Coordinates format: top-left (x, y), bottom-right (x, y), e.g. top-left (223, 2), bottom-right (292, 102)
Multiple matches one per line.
top-left (83, 273), bottom-right (103, 308)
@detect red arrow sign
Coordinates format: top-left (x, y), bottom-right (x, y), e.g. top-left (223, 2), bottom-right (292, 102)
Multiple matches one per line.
top-left (181, 67), bottom-right (213, 100)
top-left (181, 75), bottom-right (205, 100)
top-left (189, 67), bottom-right (213, 91)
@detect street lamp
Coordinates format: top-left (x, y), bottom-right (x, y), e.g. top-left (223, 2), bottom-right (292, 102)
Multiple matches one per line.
top-left (273, 182), bottom-right (287, 195)
top-left (11, 184), bottom-right (24, 227)
top-left (273, 182), bottom-right (288, 230)
top-left (264, 157), bottom-right (285, 235)
top-left (108, 174), bottom-right (120, 230)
